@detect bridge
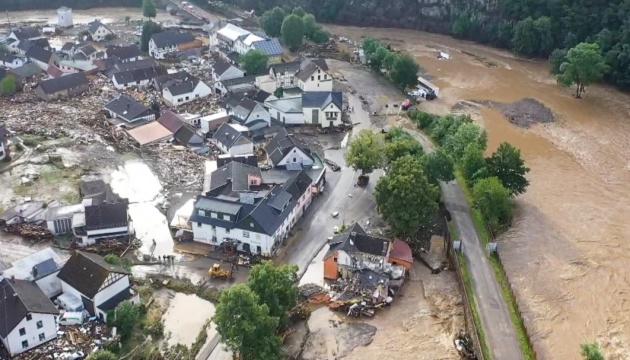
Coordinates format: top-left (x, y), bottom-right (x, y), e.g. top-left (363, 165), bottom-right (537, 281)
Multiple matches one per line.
top-left (164, 0), bottom-right (219, 24)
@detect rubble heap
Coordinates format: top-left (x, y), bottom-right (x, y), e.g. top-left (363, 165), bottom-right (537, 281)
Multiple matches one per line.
top-left (2, 223), bottom-right (53, 241)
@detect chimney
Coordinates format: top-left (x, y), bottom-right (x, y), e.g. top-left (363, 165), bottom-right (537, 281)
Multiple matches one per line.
top-left (382, 241), bottom-right (388, 255)
top-left (32, 266), bottom-right (38, 278)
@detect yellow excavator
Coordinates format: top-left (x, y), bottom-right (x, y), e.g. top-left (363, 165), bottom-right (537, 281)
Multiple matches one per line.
top-left (208, 263), bottom-right (232, 280)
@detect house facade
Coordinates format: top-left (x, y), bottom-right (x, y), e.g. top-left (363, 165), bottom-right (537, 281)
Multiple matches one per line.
top-left (296, 59), bottom-right (333, 91)
top-left (148, 31), bottom-right (199, 59)
top-left (88, 20), bottom-right (113, 42)
top-left (212, 123), bottom-right (254, 156)
top-left (72, 202), bottom-right (132, 246)
top-left (163, 78), bottom-right (212, 107)
top-left (0, 278), bottom-right (59, 357)
top-left (0, 53), bottom-right (27, 69)
top-left (57, 7), bottom-right (73, 27)
top-left (227, 98), bottom-right (271, 130)
top-left (302, 91), bottom-right (343, 128)
top-left (211, 61), bottom-right (244, 83)
top-left (269, 61), bottom-right (301, 90)
top-left (35, 73), bottom-right (90, 101)
top-left (265, 128), bottom-right (314, 168)
top-left (265, 97), bottom-right (304, 125)
top-left (57, 252), bottom-right (140, 321)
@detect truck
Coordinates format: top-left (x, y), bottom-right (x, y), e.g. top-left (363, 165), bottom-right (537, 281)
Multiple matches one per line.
top-left (208, 263), bottom-right (232, 280)
top-left (416, 76), bottom-right (439, 100)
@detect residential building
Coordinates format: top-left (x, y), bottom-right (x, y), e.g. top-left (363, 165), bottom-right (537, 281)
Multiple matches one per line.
top-left (26, 46), bottom-right (60, 71)
top-left (0, 126), bottom-right (10, 162)
top-left (200, 111), bottom-right (230, 135)
top-left (46, 204), bottom-right (84, 236)
top-left (211, 60), bottom-right (244, 86)
top-left (296, 59), bottom-right (332, 91)
top-left (206, 160), bottom-right (263, 197)
top-left (212, 122), bottom-right (254, 156)
top-left (302, 91), bottom-right (343, 128)
top-left (153, 110), bottom-right (203, 147)
top-left (105, 44), bottom-right (143, 62)
top-left (60, 42), bottom-right (78, 56)
top-left (78, 179), bottom-right (123, 205)
top-left (111, 65), bottom-right (167, 89)
top-left (0, 53), bottom-right (27, 69)
top-left (104, 95), bottom-right (156, 128)
top-left (46, 65), bottom-right (64, 78)
top-left (126, 121), bottom-right (173, 146)
top-left (211, 23), bottom-right (250, 52)
top-left (148, 31), bottom-right (199, 59)
top-left (58, 59), bottom-right (98, 74)
top-left (265, 96), bottom-right (304, 125)
top-left (9, 63), bottom-right (43, 83)
top-left (5, 27), bottom-right (43, 51)
top-left (72, 202), bottom-right (132, 246)
top-left (1, 248), bottom-right (65, 298)
top-left (389, 239), bottom-right (414, 270)
top-left (323, 223), bottom-right (392, 280)
top-left (35, 73), bottom-right (89, 101)
top-left (0, 278), bottom-right (59, 357)
top-left (190, 170), bottom-right (312, 255)
top-left (268, 61), bottom-right (301, 90)
top-left (76, 44), bottom-right (98, 60)
top-left (88, 20), bottom-right (113, 42)
top-left (265, 128), bottom-right (314, 169)
top-left (162, 73), bottom-right (212, 107)
top-left (57, 7), bottom-right (73, 28)
top-left (0, 200), bottom-right (59, 226)
top-left (226, 97), bottom-right (270, 130)
top-left (56, 251), bottom-right (139, 321)
top-left (16, 38), bottom-right (51, 56)
top-left (250, 37), bottom-right (283, 64)
top-left (215, 75), bottom-right (256, 95)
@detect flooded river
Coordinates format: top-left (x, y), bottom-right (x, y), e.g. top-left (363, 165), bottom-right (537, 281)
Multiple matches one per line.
top-left (326, 25), bottom-right (630, 359)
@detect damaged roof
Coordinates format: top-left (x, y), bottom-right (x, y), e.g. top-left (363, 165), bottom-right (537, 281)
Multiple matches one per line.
top-left (0, 278), bottom-right (59, 338)
top-left (106, 44), bottom-right (143, 60)
top-left (37, 73), bottom-right (89, 94)
top-left (112, 65), bottom-right (168, 85)
top-left (208, 160), bottom-right (262, 195)
top-left (57, 251), bottom-right (129, 299)
top-left (151, 31), bottom-right (196, 48)
top-left (325, 223), bottom-right (392, 259)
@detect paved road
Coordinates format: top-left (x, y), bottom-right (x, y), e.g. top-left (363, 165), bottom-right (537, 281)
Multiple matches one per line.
top-left (404, 125), bottom-right (523, 360)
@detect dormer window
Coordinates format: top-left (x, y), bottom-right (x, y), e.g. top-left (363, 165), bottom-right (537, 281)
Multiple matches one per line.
top-left (211, 212), bottom-right (218, 218)
top-left (223, 215), bottom-right (231, 221)
top-left (199, 210), bottom-right (206, 216)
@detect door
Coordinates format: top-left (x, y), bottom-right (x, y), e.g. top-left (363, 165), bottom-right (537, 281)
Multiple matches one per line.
top-left (312, 109), bottom-right (319, 124)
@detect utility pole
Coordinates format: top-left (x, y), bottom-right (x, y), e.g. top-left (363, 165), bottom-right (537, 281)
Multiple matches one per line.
top-left (6, 11), bottom-right (11, 30)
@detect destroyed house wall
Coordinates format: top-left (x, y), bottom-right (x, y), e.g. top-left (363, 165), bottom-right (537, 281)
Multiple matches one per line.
top-left (3, 312), bottom-right (57, 357)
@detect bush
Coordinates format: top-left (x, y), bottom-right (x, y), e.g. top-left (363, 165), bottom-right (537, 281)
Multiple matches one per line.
top-left (472, 177), bottom-right (512, 230)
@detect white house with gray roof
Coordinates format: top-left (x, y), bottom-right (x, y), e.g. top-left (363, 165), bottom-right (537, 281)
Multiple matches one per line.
top-left (265, 128), bottom-right (314, 169)
top-left (212, 123), bottom-right (254, 156)
top-left (87, 20), bottom-right (113, 42)
top-left (0, 53), bottom-right (27, 69)
top-left (104, 95), bottom-right (156, 128)
top-left (265, 96), bottom-right (304, 125)
top-left (211, 60), bottom-right (244, 86)
top-left (1, 248), bottom-right (65, 298)
top-left (227, 97), bottom-right (270, 130)
top-left (302, 91), bottom-right (343, 128)
top-left (161, 74), bottom-right (212, 107)
top-left (149, 31), bottom-right (198, 59)
top-left (296, 59), bottom-right (333, 91)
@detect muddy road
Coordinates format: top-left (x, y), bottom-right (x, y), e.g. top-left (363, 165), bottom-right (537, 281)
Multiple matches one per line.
top-left (325, 25), bottom-right (630, 359)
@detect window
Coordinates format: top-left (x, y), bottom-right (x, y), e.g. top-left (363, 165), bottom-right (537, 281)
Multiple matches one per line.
top-left (293, 158), bottom-right (297, 162)
top-left (197, 222), bottom-right (201, 227)
top-left (211, 212), bottom-right (218, 218)
top-left (334, 257), bottom-right (338, 262)
top-left (22, 340), bottom-right (28, 349)
top-left (39, 333), bottom-right (45, 341)
top-left (243, 231), bottom-right (250, 238)
top-left (178, 98), bottom-right (183, 103)
top-left (324, 74), bottom-right (328, 79)
top-left (318, 75), bottom-right (321, 80)
top-left (26, 314), bottom-right (32, 321)
top-left (223, 215), bottom-right (230, 221)
top-left (196, 94), bottom-right (200, 98)
top-left (36, 320), bottom-right (43, 329)
top-left (311, 75), bottom-right (314, 81)
top-left (19, 328), bottom-right (26, 336)
top-left (318, 69), bottom-right (321, 74)
top-left (185, 96), bottom-right (190, 100)
top-left (199, 210), bottom-right (206, 216)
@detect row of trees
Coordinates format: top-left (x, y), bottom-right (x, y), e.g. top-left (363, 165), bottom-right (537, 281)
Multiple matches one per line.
top-left (260, 6), bottom-right (329, 51)
top-left (214, 261), bottom-right (298, 360)
top-left (361, 37), bottom-right (420, 90)
top-left (451, 0), bottom-right (630, 91)
top-left (409, 111), bottom-right (530, 230)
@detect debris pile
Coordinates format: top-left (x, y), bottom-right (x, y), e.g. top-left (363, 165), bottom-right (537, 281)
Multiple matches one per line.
top-left (299, 283), bottom-right (330, 304)
top-left (454, 329), bottom-right (477, 359)
top-left (288, 302), bottom-right (311, 323)
top-left (10, 321), bottom-right (117, 360)
top-left (2, 223), bottom-right (53, 240)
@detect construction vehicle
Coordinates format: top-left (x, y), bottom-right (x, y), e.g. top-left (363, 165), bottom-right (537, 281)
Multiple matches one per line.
top-left (208, 263), bottom-right (232, 280)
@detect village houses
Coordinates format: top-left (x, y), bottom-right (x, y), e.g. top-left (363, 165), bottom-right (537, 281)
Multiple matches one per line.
top-left (265, 128), bottom-right (314, 169)
top-left (25, 46), bottom-right (60, 71)
top-left (105, 94), bottom-right (156, 127)
top-left (148, 31), bottom-right (200, 59)
top-left (212, 122), bottom-right (255, 156)
top-left (0, 53), bottom-right (27, 69)
top-left (35, 73), bottom-right (89, 101)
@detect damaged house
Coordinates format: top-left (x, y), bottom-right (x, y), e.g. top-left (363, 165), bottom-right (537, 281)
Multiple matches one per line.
top-left (105, 94), bottom-right (156, 128)
top-left (72, 202), bottom-right (132, 247)
top-left (87, 20), bottom-right (113, 42)
top-left (1, 248), bottom-right (65, 298)
top-left (0, 53), bottom-right (27, 69)
top-left (56, 251), bottom-right (139, 321)
top-left (109, 60), bottom-right (167, 89)
top-left (105, 44), bottom-right (144, 63)
top-left (35, 72), bottom-right (89, 101)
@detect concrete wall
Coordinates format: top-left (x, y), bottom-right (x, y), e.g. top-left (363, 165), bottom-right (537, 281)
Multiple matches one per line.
top-left (2, 312), bottom-right (57, 357)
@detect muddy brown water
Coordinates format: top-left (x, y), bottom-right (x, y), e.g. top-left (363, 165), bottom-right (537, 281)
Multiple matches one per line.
top-left (326, 24), bottom-right (630, 359)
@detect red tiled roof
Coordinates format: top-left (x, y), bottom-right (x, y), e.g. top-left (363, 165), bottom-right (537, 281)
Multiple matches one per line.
top-left (390, 239), bottom-right (413, 263)
top-left (47, 65), bottom-right (64, 78)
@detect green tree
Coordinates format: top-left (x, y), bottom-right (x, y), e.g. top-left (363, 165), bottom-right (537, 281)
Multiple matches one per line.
top-left (214, 284), bottom-right (282, 360)
top-left (444, 122), bottom-right (488, 161)
top-left (384, 136), bottom-right (423, 164)
top-left (375, 155), bottom-right (439, 237)
top-left (109, 301), bottom-right (140, 340)
top-left (260, 7), bottom-right (285, 37)
top-left (281, 14), bottom-right (304, 51)
top-left (390, 53), bottom-right (420, 89)
top-left (247, 261), bottom-right (298, 330)
top-left (472, 177), bottom-right (512, 230)
top-left (292, 6), bottom-right (306, 17)
top-left (344, 130), bottom-right (384, 174)
top-left (140, 21), bottom-right (162, 52)
top-left (422, 149), bottom-right (455, 184)
top-left (142, 0), bottom-right (156, 19)
top-left (0, 45), bottom-right (10, 54)
top-left (486, 142), bottom-right (530, 196)
top-left (369, 46), bottom-right (389, 70)
top-left (557, 42), bottom-right (609, 98)
top-left (239, 50), bottom-right (269, 75)
top-left (86, 350), bottom-right (117, 360)
top-left (461, 144), bottom-right (488, 184)
top-left (581, 341), bottom-right (605, 360)
top-left (548, 48), bottom-right (568, 75)
top-left (533, 16), bottom-right (554, 56)
top-left (430, 114), bottom-right (464, 144)
top-left (0, 76), bottom-right (16, 96)
top-left (302, 13), bottom-right (318, 38)
top-left (512, 17), bottom-right (538, 56)
top-left (383, 51), bottom-right (397, 70)
top-left (362, 36), bottom-right (380, 56)
top-left (310, 28), bottom-right (330, 43)
top-left (103, 253), bottom-right (131, 270)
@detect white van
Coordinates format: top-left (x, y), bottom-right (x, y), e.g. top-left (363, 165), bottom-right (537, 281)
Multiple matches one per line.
top-left (58, 311), bottom-right (86, 326)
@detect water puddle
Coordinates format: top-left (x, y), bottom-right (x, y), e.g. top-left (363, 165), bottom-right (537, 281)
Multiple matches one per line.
top-left (162, 293), bottom-right (216, 347)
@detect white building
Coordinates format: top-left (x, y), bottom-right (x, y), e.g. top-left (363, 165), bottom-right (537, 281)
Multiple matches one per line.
top-left (265, 97), bottom-right (304, 125)
top-left (46, 204), bottom-right (84, 235)
top-left (211, 23), bottom-right (251, 52)
top-left (148, 31), bottom-right (197, 59)
top-left (0, 278), bottom-right (59, 357)
top-left (227, 97), bottom-right (271, 130)
top-left (190, 171), bottom-right (313, 256)
top-left (296, 59), bottom-right (333, 91)
top-left (5, 27), bottom-right (43, 51)
top-left (56, 252), bottom-right (140, 321)
top-left (200, 111), bottom-right (230, 135)
top-left (87, 20), bottom-right (113, 42)
top-left (57, 7), bottom-right (73, 28)
top-left (1, 248), bottom-right (65, 298)
top-left (0, 53), bottom-right (27, 69)
top-left (302, 91), bottom-right (344, 128)
top-left (212, 123), bottom-right (254, 156)
top-left (264, 128), bottom-right (314, 169)
top-left (72, 202), bottom-right (132, 246)
top-left (163, 76), bottom-right (212, 107)
top-left (267, 61), bottom-right (301, 91)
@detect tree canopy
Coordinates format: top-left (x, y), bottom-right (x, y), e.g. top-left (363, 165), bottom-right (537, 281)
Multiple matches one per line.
top-left (344, 130), bottom-right (384, 174)
top-left (246, 261), bottom-right (298, 330)
top-left (281, 14), bottom-right (304, 51)
top-left (389, 53), bottom-right (420, 89)
top-left (260, 7), bottom-right (285, 37)
top-left (374, 155), bottom-right (439, 237)
top-left (86, 350), bottom-right (117, 360)
top-left (142, 0), bottom-right (156, 19)
top-left (472, 177), bottom-right (512, 230)
top-left (140, 21), bottom-right (162, 52)
top-left (557, 42), bottom-right (608, 98)
top-left (485, 142), bottom-right (530, 196)
top-left (422, 149), bottom-right (455, 184)
top-left (461, 144), bottom-right (488, 185)
top-left (214, 284), bottom-right (282, 360)
top-left (444, 122), bottom-right (488, 161)
top-left (581, 342), bottom-right (605, 360)
top-left (0, 76), bottom-right (17, 96)
top-left (108, 301), bottom-right (140, 340)
top-left (384, 136), bottom-right (423, 164)
top-left (239, 50), bottom-right (269, 75)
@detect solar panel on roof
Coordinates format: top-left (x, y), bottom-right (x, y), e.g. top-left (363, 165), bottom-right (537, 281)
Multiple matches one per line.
top-left (33, 258), bottom-right (58, 278)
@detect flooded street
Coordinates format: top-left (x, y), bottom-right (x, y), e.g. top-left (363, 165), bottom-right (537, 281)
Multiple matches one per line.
top-left (326, 25), bottom-right (630, 359)
top-left (0, 7), bottom-right (179, 26)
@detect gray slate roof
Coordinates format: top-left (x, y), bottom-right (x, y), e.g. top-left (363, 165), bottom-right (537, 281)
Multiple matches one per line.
top-left (270, 61), bottom-right (301, 76)
top-left (57, 251), bottom-right (129, 299)
top-left (38, 73), bottom-right (89, 94)
top-left (174, 125), bottom-right (203, 146)
top-left (0, 278), bottom-right (59, 338)
top-left (25, 46), bottom-right (53, 64)
top-left (88, 20), bottom-right (111, 35)
top-left (213, 122), bottom-right (252, 149)
top-left (264, 128), bottom-right (312, 166)
top-left (11, 27), bottom-right (41, 40)
top-left (151, 31), bottom-right (196, 48)
top-left (112, 65), bottom-right (167, 85)
top-left (209, 161), bottom-right (262, 195)
top-left (302, 91), bottom-right (342, 110)
top-left (325, 223), bottom-right (391, 259)
top-left (157, 111), bottom-right (185, 133)
top-left (79, 44), bottom-right (97, 56)
top-left (84, 202), bottom-right (128, 230)
top-left (10, 63), bottom-right (42, 79)
top-left (212, 60), bottom-right (234, 76)
top-left (296, 59), bottom-right (329, 81)
top-left (105, 95), bottom-right (154, 121)
top-left (251, 37), bottom-right (283, 56)
top-left (164, 76), bottom-right (203, 96)
top-left (106, 45), bottom-right (143, 60)
top-left (0, 53), bottom-right (18, 63)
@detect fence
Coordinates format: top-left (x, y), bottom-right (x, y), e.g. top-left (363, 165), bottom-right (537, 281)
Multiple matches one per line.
top-left (444, 214), bottom-right (485, 360)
